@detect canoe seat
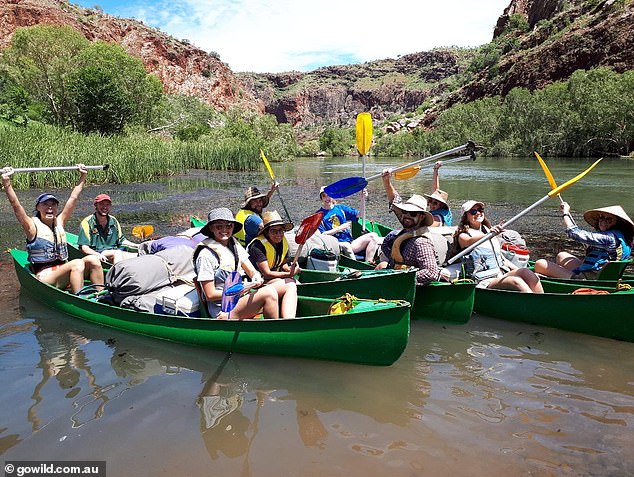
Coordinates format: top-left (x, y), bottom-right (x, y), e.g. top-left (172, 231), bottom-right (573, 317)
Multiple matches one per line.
top-left (597, 260), bottom-right (632, 280)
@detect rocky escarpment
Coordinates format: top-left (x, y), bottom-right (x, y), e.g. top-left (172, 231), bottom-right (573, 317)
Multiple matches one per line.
top-left (0, 0), bottom-right (262, 112)
top-left (453, 0), bottom-right (634, 103)
top-left (239, 50), bottom-right (466, 128)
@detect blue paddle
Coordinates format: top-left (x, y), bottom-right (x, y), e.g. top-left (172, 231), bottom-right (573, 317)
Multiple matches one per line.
top-left (221, 271), bottom-right (243, 318)
top-left (324, 142), bottom-right (476, 199)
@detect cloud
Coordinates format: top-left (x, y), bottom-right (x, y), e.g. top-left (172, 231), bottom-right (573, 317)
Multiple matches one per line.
top-left (88, 0), bottom-right (510, 72)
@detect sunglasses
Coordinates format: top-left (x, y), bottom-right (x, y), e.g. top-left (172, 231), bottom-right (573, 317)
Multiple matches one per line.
top-left (401, 211), bottom-right (421, 218)
top-left (597, 215), bottom-right (615, 223)
top-left (268, 227), bottom-right (286, 234)
top-left (468, 207), bottom-right (485, 215)
top-left (212, 222), bottom-right (234, 230)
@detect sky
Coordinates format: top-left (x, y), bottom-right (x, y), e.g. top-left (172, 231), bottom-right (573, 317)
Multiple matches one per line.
top-left (74, 0), bottom-right (511, 73)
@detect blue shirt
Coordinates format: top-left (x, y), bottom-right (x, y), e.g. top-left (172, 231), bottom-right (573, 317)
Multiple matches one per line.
top-left (317, 204), bottom-right (358, 243)
top-left (432, 208), bottom-right (453, 226)
top-left (244, 214), bottom-right (263, 245)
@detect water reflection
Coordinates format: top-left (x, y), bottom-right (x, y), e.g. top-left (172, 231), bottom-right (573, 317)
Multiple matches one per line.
top-left (2, 258), bottom-right (634, 474)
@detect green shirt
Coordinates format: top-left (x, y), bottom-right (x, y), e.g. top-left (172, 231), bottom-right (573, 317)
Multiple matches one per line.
top-left (77, 213), bottom-right (125, 252)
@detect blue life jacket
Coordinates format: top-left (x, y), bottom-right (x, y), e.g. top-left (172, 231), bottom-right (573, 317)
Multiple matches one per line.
top-left (574, 229), bottom-right (631, 273)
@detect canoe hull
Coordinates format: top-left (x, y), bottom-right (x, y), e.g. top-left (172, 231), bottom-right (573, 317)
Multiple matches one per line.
top-left (335, 256), bottom-right (474, 323)
top-left (474, 286), bottom-right (634, 342)
top-left (10, 249), bottom-right (410, 366)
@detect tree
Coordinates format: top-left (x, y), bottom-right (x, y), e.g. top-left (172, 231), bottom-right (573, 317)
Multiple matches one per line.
top-left (1, 25), bottom-right (89, 125)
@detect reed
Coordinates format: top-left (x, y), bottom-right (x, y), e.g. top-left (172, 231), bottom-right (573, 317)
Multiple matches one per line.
top-left (0, 122), bottom-right (260, 189)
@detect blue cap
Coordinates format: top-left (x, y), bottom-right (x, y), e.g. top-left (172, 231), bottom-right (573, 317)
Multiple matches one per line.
top-left (35, 193), bottom-right (59, 206)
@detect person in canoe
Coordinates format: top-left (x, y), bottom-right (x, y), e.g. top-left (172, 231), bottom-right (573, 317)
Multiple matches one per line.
top-left (376, 194), bottom-right (448, 285)
top-left (77, 193), bottom-right (136, 264)
top-left (247, 210), bottom-right (299, 318)
top-left (317, 187), bottom-right (381, 262)
top-left (453, 200), bottom-right (543, 292)
top-left (1, 165), bottom-right (104, 293)
top-left (193, 207), bottom-right (281, 320)
top-left (534, 203), bottom-right (633, 279)
top-left (234, 184), bottom-right (278, 246)
top-left (382, 162), bottom-right (453, 227)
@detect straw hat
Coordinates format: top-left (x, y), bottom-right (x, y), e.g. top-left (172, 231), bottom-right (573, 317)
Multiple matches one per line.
top-left (461, 200), bottom-right (485, 214)
top-left (392, 194), bottom-right (434, 226)
top-left (201, 207), bottom-right (243, 237)
top-left (258, 210), bottom-right (293, 236)
top-left (423, 189), bottom-right (449, 208)
top-left (583, 205), bottom-right (634, 236)
top-left (241, 187), bottom-right (269, 209)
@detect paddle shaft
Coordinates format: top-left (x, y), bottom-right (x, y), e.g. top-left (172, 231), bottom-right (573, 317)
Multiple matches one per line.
top-left (447, 196), bottom-right (550, 265)
top-left (8, 164), bottom-right (109, 173)
top-left (366, 143), bottom-right (475, 182)
top-left (260, 150), bottom-right (292, 222)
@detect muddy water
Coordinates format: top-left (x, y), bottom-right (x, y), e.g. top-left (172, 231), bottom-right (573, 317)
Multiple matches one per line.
top-left (1, 156), bottom-right (633, 476)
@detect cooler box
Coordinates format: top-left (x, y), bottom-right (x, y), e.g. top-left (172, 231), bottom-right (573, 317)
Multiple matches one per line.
top-left (307, 248), bottom-right (337, 272)
top-left (154, 284), bottom-right (200, 317)
top-left (501, 242), bottom-right (530, 268)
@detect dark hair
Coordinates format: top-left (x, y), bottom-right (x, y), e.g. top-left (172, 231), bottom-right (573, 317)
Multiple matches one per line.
top-left (452, 211), bottom-right (492, 252)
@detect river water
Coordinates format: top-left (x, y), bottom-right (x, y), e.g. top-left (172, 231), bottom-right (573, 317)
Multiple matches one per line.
top-left (1, 156), bottom-right (633, 476)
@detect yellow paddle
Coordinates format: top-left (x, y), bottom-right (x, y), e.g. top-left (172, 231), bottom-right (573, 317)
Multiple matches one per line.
top-left (260, 149), bottom-right (292, 222)
top-left (447, 158), bottom-right (602, 265)
top-left (132, 225), bottom-right (154, 240)
top-left (356, 113), bottom-right (373, 231)
top-left (393, 153), bottom-right (476, 180)
top-left (534, 151), bottom-right (576, 225)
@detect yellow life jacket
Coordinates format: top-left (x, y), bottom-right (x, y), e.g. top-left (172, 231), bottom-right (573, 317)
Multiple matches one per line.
top-left (252, 236), bottom-right (289, 271)
top-left (234, 209), bottom-right (255, 245)
top-left (390, 227), bottom-right (447, 268)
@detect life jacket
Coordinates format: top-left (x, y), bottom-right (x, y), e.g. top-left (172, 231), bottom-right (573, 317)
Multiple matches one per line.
top-left (390, 227), bottom-right (448, 269)
top-left (460, 226), bottom-right (504, 281)
top-left (79, 213), bottom-right (124, 252)
top-left (26, 216), bottom-right (68, 266)
top-left (192, 237), bottom-right (242, 304)
top-left (234, 209), bottom-right (255, 245)
top-left (251, 236), bottom-right (289, 272)
top-left (574, 229), bottom-right (632, 273)
top-left (432, 208), bottom-right (453, 226)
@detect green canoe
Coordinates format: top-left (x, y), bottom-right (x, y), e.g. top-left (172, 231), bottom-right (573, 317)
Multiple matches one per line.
top-left (192, 216), bottom-right (473, 323)
top-left (9, 248), bottom-right (411, 366)
top-left (473, 281), bottom-right (634, 342)
top-left (346, 219), bottom-right (474, 323)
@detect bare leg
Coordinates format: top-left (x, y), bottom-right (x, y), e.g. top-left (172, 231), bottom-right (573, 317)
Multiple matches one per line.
top-left (231, 285), bottom-right (279, 319)
top-left (264, 278), bottom-right (298, 318)
top-left (534, 259), bottom-right (574, 279)
top-left (83, 256), bottom-right (105, 289)
top-left (351, 232), bottom-right (380, 262)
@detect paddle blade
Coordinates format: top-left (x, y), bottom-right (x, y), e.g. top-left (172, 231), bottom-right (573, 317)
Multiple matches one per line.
top-left (296, 211), bottom-right (324, 245)
top-left (547, 158), bottom-right (602, 197)
top-left (534, 151), bottom-right (558, 189)
top-left (260, 149), bottom-right (275, 180)
top-left (355, 113), bottom-right (373, 156)
top-left (323, 177), bottom-right (367, 199)
top-left (394, 166), bottom-right (421, 180)
top-left (132, 225), bottom-right (154, 239)
top-left (221, 271), bottom-right (242, 312)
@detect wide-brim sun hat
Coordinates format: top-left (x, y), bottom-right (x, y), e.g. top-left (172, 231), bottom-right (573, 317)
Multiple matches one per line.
top-left (392, 194), bottom-right (434, 227)
top-left (201, 207), bottom-right (243, 237)
top-left (583, 205), bottom-right (634, 236)
top-left (241, 187), bottom-right (269, 209)
top-left (423, 189), bottom-right (449, 208)
top-left (461, 200), bottom-right (485, 215)
top-left (258, 210), bottom-right (293, 236)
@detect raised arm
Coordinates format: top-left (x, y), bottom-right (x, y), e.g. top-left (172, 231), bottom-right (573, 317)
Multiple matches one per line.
top-left (381, 169), bottom-right (397, 204)
top-left (2, 167), bottom-right (36, 240)
top-left (431, 161), bottom-right (442, 193)
top-left (59, 164), bottom-right (88, 225)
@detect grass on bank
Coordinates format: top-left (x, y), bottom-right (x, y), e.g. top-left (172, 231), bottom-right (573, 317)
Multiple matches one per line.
top-left (0, 121), bottom-right (262, 189)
